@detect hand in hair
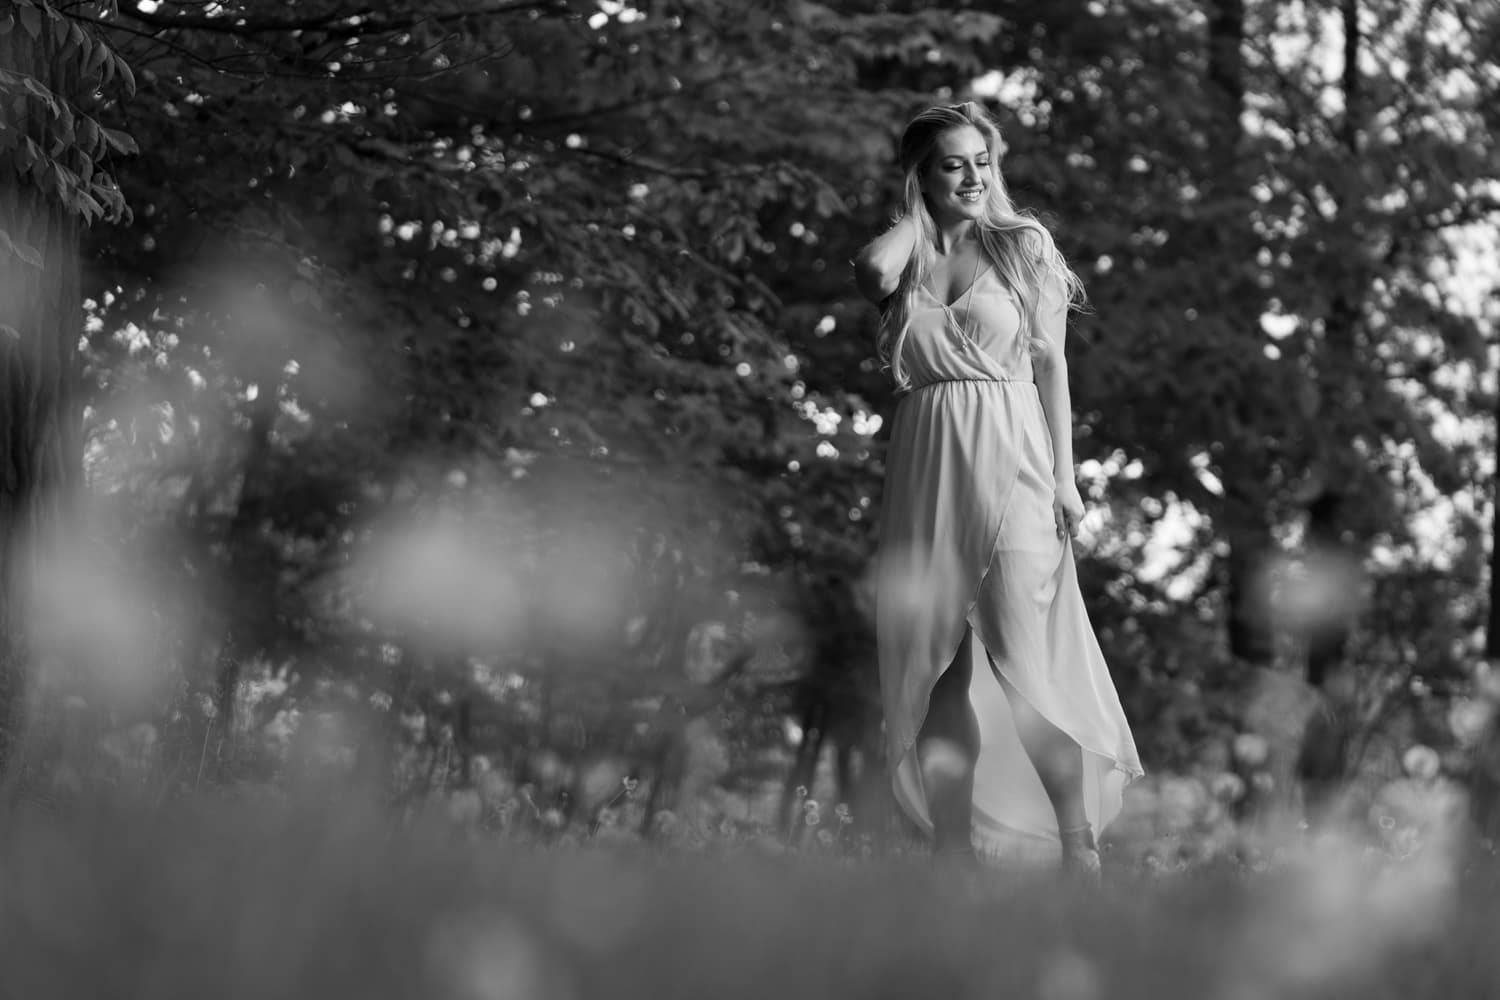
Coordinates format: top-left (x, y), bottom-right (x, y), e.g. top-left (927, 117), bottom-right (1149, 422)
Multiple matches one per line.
top-left (853, 214), bottom-right (919, 304)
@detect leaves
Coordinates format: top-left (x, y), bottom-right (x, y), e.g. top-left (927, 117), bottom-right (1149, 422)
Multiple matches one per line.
top-left (0, 226), bottom-right (43, 268)
top-left (0, 16), bottom-right (136, 219)
top-left (111, 51), bottom-right (136, 97)
top-left (23, 0), bottom-right (1493, 800)
top-left (100, 127), bottom-right (138, 157)
top-left (18, 3), bottom-right (39, 40)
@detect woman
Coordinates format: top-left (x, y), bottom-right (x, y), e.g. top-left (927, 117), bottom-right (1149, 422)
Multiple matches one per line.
top-left (854, 102), bottom-right (1143, 875)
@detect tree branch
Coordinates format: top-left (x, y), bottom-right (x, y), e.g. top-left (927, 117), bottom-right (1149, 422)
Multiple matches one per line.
top-left (72, 14), bottom-right (259, 79)
top-left (117, 0), bottom-right (569, 37)
top-left (545, 141), bottom-right (766, 183)
top-left (521, 69), bottom-right (744, 131)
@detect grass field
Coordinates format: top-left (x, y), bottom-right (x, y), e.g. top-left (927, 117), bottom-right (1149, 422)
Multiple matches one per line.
top-left (2, 789), bottom-right (1497, 1000)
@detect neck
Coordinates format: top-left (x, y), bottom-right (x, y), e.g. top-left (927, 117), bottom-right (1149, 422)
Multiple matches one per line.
top-left (934, 219), bottom-right (974, 254)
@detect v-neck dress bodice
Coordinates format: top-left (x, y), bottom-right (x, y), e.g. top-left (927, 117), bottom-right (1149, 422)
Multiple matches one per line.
top-left (874, 267), bottom-right (1143, 865)
top-left (903, 267), bottom-right (1032, 386)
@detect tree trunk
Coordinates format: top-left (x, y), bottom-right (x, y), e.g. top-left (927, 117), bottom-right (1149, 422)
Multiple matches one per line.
top-left (778, 695), bottom-right (828, 836)
top-left (1225, 533), bottom-right (1275, 665)
top-left (211, 380), bottom-right (278, 732)
top-left (1295, 0), bottom-right (1365, 825)
top-left (1491, 373), bottom-right (1500, 653)
top-left (1304, 492), bottom-right (1353, 689)
top-left (1340, 0), bottom-right (1361, 152)
top-left (1477, 366), bottom-right (1500, 838)
top-left (1302, 0), bottom-right (1365, 688)
top-left (0, 17), bottom-right (85, 783)
top-left (1205, 0), bottom-right (1246, 120)
top-left (1203, 0), bottom-right (1277, 668)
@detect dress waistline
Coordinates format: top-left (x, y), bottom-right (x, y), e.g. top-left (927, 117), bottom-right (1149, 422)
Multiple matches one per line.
top-left (908, 376), bottom-right (1030, 391)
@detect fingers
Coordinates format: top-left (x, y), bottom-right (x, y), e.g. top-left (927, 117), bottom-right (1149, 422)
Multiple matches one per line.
top-left (1054, 502), bottom-right (1081, 540)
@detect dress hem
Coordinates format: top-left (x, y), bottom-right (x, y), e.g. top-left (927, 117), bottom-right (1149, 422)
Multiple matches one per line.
top-left (887, 506), bottom-right (1145, 842)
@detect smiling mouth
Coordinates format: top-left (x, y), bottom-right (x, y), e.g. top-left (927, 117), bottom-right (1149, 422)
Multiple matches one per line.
top-left (958, 189), bottom-right (983, 202)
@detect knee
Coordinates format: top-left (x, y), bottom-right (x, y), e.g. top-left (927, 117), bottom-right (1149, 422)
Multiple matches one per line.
top-left (1034, 741), bottom-right (1084, 783)
top-left (918, 736), bottom-right (973, 787)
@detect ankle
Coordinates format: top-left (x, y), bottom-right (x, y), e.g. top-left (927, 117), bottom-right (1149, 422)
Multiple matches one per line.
top-left (1058, 824), bottom-right (1102, 882)
top-left (1058, 823), bottom-right (1095, 847)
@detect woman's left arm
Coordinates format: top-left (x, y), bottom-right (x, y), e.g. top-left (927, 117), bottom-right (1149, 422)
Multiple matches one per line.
top-left (1033, 277), bottom-right (1084, 537)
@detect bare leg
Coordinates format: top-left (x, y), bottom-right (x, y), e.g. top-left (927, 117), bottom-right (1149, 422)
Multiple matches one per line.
top-left (991, 668), bottom-right (1089, 836)
top-left (916, 628), bottom-right (980, 857)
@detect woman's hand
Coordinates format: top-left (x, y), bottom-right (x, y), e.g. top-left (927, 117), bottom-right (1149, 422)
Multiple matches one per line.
top-left (1053, 479), bottom-right (1085, 540)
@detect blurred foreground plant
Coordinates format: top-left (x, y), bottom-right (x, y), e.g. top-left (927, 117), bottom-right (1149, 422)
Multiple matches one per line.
top-left (0, 788), bottom-right (1496, 1000)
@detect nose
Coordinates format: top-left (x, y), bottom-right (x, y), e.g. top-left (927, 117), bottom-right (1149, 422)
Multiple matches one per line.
top-left (962, 162), bottom-right (982, 184)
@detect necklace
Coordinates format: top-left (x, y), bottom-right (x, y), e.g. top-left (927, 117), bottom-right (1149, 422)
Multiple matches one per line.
top-left (939, 249), bottom-right (984, 350)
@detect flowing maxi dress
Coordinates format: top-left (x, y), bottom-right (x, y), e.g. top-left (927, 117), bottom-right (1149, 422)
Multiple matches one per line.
top-left (875, 265), bottom-right (1144, 863)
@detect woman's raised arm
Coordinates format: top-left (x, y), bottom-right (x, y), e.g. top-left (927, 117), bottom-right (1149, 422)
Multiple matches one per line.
top-left (852, 214), bottom-right (918, 304)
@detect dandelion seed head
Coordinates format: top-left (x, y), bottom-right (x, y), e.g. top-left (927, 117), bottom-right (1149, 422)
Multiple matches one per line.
top-left (1232, 733), bottom-right (1270, 768)
top-left (1402, 744), bottom-right (1442, 781)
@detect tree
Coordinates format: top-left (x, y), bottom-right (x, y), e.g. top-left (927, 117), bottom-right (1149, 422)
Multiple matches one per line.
top-left (0, 0), bottom-right (134, 782)
top-left (5, 0), bottom-right (1493, 845)
top-left (58, 0), bottom-right (1018, 808)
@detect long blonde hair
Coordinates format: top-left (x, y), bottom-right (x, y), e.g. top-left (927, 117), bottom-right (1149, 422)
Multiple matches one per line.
top-left (877, 102), bottom-right (1085, 390)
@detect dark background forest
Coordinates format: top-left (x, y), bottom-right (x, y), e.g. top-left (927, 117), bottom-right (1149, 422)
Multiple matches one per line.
top-left (2, 0), bottom-right (1500, 877)
top-left (6, 2), bottom-right (1500, 996)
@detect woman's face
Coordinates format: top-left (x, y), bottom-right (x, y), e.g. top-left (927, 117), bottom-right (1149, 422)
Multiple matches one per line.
top-left (920, 125), bottom-right (991, 226)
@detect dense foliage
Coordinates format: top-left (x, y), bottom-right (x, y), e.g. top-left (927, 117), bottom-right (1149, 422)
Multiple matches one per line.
top-left (0, 0), bottom-right (1497, 852)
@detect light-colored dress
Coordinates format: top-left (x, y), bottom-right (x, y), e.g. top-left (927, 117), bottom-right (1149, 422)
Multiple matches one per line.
top-left (875, 264), bottom-right (1144, 863)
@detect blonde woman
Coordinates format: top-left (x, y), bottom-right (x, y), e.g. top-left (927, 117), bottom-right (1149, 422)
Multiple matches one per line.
top-left (855, 102), bottom-right (1142, 875)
